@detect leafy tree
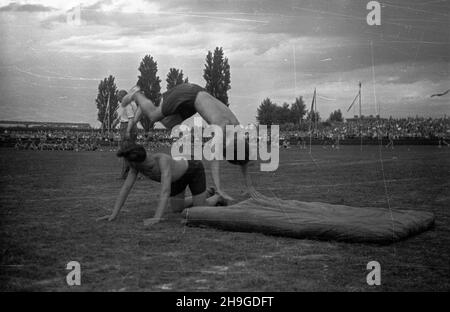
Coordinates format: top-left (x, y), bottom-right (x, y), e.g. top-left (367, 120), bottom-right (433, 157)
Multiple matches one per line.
top-left (276, 103), bottom-right (292, 124)
top-left (256, 98), bottom-right (278, 125)
top-left (290, 96), bottom-right (307, 125)
top-left (280, 122), bottom-right (296, 131)
top-left (306, 110), bottom-right (321, 124)
top-left (327, 109), bottom-right (344, 123)
top-left (96, 75), bottom-right (118, 132)
top-left (203, 47), bottom-right (231, 105)
top-left (166, 68), bottom-right (188, 91)
top-left (257, 95), bottom-right (316, 128)
top-left (137, 55), bottom-right (161, 131)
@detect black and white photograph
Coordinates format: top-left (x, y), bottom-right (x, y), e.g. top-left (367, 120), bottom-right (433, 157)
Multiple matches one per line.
top-left (0, 0), bottom-right (449, 298)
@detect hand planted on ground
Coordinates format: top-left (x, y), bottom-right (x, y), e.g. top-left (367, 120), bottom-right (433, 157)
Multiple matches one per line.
top-left (143, 217), bottom-right (161, 227)
top-left (96, 214), bottom-right (115, 222)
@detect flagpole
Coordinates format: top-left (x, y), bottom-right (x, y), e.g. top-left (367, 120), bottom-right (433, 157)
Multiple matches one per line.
top-left (309, 90), bottom-right (312, 154)
top-left (309, 88), bottom-right (316, 154)
top-left (107, 91), bottom-right (111, 148)
top-left (107, 92), bottom-right (109, 135)
top-left (315, 89), bottom-right (318, 132)
top-left (359, 82), bottom-right (362, 151)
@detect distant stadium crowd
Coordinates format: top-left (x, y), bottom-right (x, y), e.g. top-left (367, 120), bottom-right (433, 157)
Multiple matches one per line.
top-left (1, 116), bottom-right (449, 151)
top-left (0, 129), bottom-right (172, 151)
top-left (281, 116), bottom-right (450, 142)
top-left (318, 116), bottom-right (449, 139)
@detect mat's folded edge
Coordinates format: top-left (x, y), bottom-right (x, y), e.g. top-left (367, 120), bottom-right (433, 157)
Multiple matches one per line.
top-left (182, 206), bottom-right (435, 244)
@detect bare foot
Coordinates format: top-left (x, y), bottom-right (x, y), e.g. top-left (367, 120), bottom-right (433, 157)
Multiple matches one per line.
top-left (216, 194), bottom-right (229, 206)
top-left (217, 189), bottom-right (234, 202)
top-left (206, 186), bottom-right (216, 198)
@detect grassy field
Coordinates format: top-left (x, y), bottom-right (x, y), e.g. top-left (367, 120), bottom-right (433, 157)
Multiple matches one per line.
top-left (0, 145), bottom-right (449, 291)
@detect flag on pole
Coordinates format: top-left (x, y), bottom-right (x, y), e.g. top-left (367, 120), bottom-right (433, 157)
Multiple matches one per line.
top-left (310, 88), bottom-right (316, 116)
top-left (309, 88), bottom-right (316, 131)
top-left (347, 92), bottom-right (359, 112)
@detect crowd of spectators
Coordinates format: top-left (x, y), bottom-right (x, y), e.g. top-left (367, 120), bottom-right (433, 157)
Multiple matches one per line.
top-left (1, 116), bottom-right (449, 151)
top-left (282, 116), bottom-right (450, 141)
top-left (0, 128), bottom-right (172, 151)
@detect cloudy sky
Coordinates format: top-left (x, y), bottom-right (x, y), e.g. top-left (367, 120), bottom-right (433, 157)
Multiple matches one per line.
top-left (0, 0), bottom-right (448, 126)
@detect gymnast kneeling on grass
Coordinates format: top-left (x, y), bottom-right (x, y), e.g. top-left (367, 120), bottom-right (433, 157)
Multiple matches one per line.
top-left (97, 142), bottom-right (227, 226)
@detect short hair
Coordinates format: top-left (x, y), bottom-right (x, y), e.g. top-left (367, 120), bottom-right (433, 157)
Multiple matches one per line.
top-left (154, 95), bottom-right (161, 107)
top-left (117, 142), bottom-right (146, 163)
top-left (117, 90), bottom-right (128, 102)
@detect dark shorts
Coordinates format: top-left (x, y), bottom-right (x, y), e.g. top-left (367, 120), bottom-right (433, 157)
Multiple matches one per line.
top-left (170, 160), bottom-right (206, 197)
top-left (161, 83), bottom-right (206, 120)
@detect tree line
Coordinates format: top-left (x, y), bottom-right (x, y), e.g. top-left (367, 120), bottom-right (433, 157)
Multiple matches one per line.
top-left (256, 97), bottom-right (343, 130)
top-left (96, 47), bottom-right (344, 132)
top-left (96, 47), bottom-right (230, 132)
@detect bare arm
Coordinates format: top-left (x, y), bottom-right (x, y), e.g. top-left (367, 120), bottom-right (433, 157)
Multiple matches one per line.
top-left (126, 105), bottom-right (142, 138)
top-left (153, 156), bottom-right (172, 220)
top-left (111, 116), bottom-right (120, 129)
top-left (97, 167), bottom-right (138, 221)
top-left (144, 156), bottom-right (172, 226)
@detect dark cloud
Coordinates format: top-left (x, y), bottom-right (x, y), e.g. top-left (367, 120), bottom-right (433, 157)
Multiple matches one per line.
top-left (0, 2), bottom-right (55, 12)
top-left (1, 0), bottom-right (448, 123)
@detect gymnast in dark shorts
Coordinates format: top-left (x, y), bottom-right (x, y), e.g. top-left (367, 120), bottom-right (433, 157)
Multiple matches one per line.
top-left (161, 83), bottom-right (206, 120)
top-left (221, 137), bottom-right (251, 166)
top-left (161, 83), bottom-right (251, 166)
top-left (170, 160), bottom-right (206, 196)
top-left (97, 142), bottom-right (226, 226)
top-left (119, 81), bottom-right (262, 202)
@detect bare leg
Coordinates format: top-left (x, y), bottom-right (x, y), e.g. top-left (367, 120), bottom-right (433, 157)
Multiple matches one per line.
top-left (240, 162), bottom-right (268, 200)
top-left (205, 194), bottom-right (225, 206)
top-left (180, 187), bottom-right (222, 209)
top-left (120, 158), bottom-right (129, 179)
top-left (211, 160), bottom-right (234, 201)
top-left (194, 92), bottom-right (239, 201)
top-left (190, 191), bottom-right (207, 206)
top-left (167, 190), bottom-right (186, 214)
top-left (143, 190), bottom-right (185, 225)
top-left (183, 196), bottom-right (194, 208)
top-left (192, 191), bottom-right (226, 207)
top-left (143, 190), bottom-right (186, 225)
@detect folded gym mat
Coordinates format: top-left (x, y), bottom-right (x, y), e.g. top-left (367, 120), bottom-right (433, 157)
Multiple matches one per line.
top-left (183, 197), bottom-right (435, 244)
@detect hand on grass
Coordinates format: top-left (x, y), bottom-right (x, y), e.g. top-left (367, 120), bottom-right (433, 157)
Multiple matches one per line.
top-left (96, 214), bottom-right (115, 222)
top-left (143, 217), bottom-right (161, 227)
